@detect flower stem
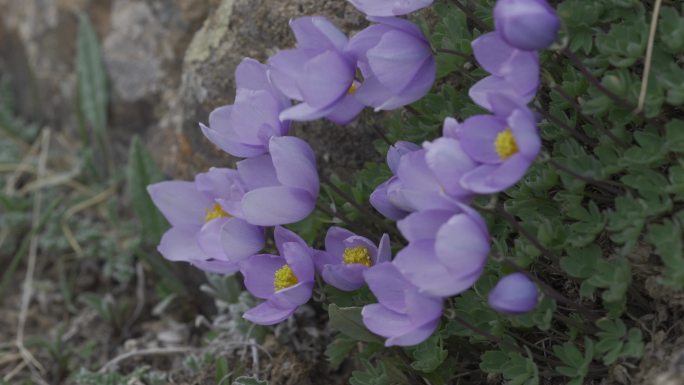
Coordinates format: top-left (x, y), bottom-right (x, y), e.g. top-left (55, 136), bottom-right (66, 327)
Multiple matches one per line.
top-left (434, 47), bottom-right (474, 61)
top-left (451, 0), bottom-right (489, 32)
top-left (546, 158), bottom-right (627, 196)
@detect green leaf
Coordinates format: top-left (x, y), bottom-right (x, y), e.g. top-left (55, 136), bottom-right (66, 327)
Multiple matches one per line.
top-left (126, 135), bottom-right (167, 245)
top-left (325, 334), bottom-right (356, 370)
top-left (232, 377), bottom-right (268, 385)
top-left (560, 244), bottom-right (601, 279)
top-left (349, 359), bottom-right (393, 385)
top-left (77, 13), bottom-right (108, 134)
top-left (328, 305), bottom-right (381, 343)
top-left (409, 335), bottom-right (448, 373)
top-left (646, 220), bottom-right (684, 288)
top-left (666, 119), bottom-right (684, 153)
top-left (480, 348), bottom-right (539, 385)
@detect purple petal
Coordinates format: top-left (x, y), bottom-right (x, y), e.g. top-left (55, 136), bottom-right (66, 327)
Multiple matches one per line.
top-left (324, 93), bottom-right (365, 124)
top-left (460, 154), bottom-right (533, 194)
top-left (362, 303), bottom-right (414, 339)
top-left (494, 0), bottom-right (560, 51)
top-left (363, 262), bottom-right (412, 313)
top-left (356, 59), bottom-right (435, 111)
top-left (385, 318), bottom-right (439, 347)
top-left (270, 281), bottom-right (314, 308)
top-left (367, 16), bottom-right (426, 38)
top-left (197, 218), bottom-right (229, 260)
top-left (148, 182), bottom-right (211, 227)
top-left (243, 301), bottom-right (296, 325)
top-left (191, 259), bottom-right (240, 274)
top-left (235, 58), bottom-right (271, 92)
top-left (290, 16), bottom-right (348, 51)
top-left (488, 272), bottom-right (539, 314)
top-left (268, 49), bottom-right (318, 100)
top-left (270, 136), bottom-right (319, 195)
top-left (325, 226), bottom-right (356, 258)
top-left (201, 122), bottom-right (267, 158)
top-left (346, 25), bottom-right (388, 68)
top-left (424, 137), bottom-right (478, 199)
top-left (274, 226), bottom-right (308, 255)
top-left (458, 114), bottom-right (506, 164)
top-left (387, 141), bottom-right (420, 174)
top-left (472, 32), bottom-right (518, 75)
top-left (348, 0), bottom-right (434, 17)
top-left (282, 241), bottom-right (315, 283)
top-left (220, 218), bottom-right (265, 262)
top-left (442, 117), bottom-right (461, 139)
top-left (242, 186), bottom-right (316, 226)
top-left (404, 289), bottom-right (443, 326)
top-left (296, 51), bottom-right (354, 109)
top-left (377, 234), bottom-right (392, 263)
top-left (279, 101), bottom-right (337, 122)
top-left (370, 179), bottom-right (410, 220)
top-left (241, 253), bottom-right (285, 299)
top-left (434, 213), bottom-right (489, 275)
top-left (397, 209), bottom-right (454, 242)
top-left (158, 225), bottom-right (206, 262)
top-left (195, 168), bottom-right (242, 201)
top-left (236, 155), bottom-right (279, 190)
top-left (507, 108), bottom-right (541, 159)
top-left (231, 89), bottom-right (284, 145)
top-left (367, 30), bottom-right (432, 94)
top-left (313, 250), bottom-right (340, 272)
top-left (322, 264), bottom-right (367, 291)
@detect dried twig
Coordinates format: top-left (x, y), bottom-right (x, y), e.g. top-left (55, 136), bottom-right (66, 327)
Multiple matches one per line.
top-left (636, 0), bottom-right (663, 113)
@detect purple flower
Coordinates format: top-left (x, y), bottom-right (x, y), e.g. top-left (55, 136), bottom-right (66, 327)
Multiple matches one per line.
top-left (393, 204), bottom-right (490, 297)
top-left (200, 58), bottom-right (291, 157)
top-left (268, 17), bottom-right (364, 124)
top-left (241, 227), bottom-right (315, 325)
top-left (314, 227), bottom-right (391, 291)
top-left (488, 273), bottom-right (539, 314)
top-left (456, 95), bottom-right (541, 194)
top-left (494, 0), bottom-right (560, 51)
top-left (469, 32), bottom-right (539, 112)
top-left (370, 141), bottom-right (419, 220)
top-left (362, 262), bottom-right (443, 346)
top-left (237, 136), bottom-right (319, 226)
top-left (348, 0), bottom-right (433, 17)
top-left (148, 168), bottom-right (265, 274)
top-left (347, 17), bottom-right (435, 111)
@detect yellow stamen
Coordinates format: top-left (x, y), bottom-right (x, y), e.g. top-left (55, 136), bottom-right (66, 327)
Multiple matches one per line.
top-left (205, 203), bottom-right (231, 222)
top-left (347, 82), bottom-right (358, 95)
top-left (274, 265), bottom-right (299, 291)
top-left (494, 128), bottom-right (519, 160)
top-left (342, 246), bottom-right (372, 267)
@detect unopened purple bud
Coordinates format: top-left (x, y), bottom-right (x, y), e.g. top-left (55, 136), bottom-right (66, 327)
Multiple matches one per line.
top-left (488, 272), bottom-right (539, 314)
top-left (494, 0), bottom-right (561, 51)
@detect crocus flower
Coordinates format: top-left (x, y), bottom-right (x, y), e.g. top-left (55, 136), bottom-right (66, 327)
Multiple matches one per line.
top-left (362, 262), bottom-right (443, 346)
top-left (237, 136), bottom-right (319, 226)
top-left (488, 272), bottom-right (539, 314)
top-left (348, 0), bottom-right (433, 17)
top-left (268, 16), bottom-right (364, 124)
top-left (370, 141), bottom-right (419, 220)
top-left (148, 168), bottom-right (265, 274)
top-left (314, 227), bottom-right (391, 291)
top-left (200, 58), bottom-right (291, 157)
top-left (456, 95), bottom-right (541, 194)
top-left (347, 17), bottom-right (435, 111)
top-left (393, 204), bottom-right (490, 297)
top-left (494, 0), bottom-right (561, 51)
top-left (469, 32), bottom-right (539, 112)
top-left (241, 227), bottom-right (315, 325)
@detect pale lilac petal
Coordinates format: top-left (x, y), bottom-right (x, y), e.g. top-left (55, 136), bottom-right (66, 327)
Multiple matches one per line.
top-left (358, 59), bottom-right (435, 111)
top-left (367, 30), bottom-right (432, 94)
top-left (274, 226), bottom-right (308, 255)
top-left (269, 136), bottom-right (319, 195)
top-left (363, 262), bottom-right (411, 313)
top-left (385, 319), bottom-right (439, 347)
top-left (231, 90), bottom-right (284, 145)
top-left (325, 227), bottom-right (356, 258)
top-left (458, 115), bottom-right (506, 164)
top-left (290, 16), bottom-right (348, 51)
top-left (197, 218), bottom-right (228, 260)
top-left (367, 16), bottom-right (425, 37)
top-left (325, 94), bottom-right (365, 124)
top-left (472, 32), bottom-right (519, 75)
top-left (195, 168), bottom-right (241, 200)
top-left (348, 0), bottom-right (433, 17)
top-left (322, 264), bottom-right (367, 291)
top-left (241, 254), bottom-right (285, 299)
top-left (376, 234), bottom-right (391, 263)
top-left (393, 240), bottom-right (467, 297)
top-left (434, 213), bottom-right (489, 275)
top-left (488, 273), bottom-right (539, 314)
top-left (424, 137), bottom-right (478, 198)
top-left (220, 218), bottom-right (265, 262)
top-left (235, 58), bottom-right (271, 92)
top-left (469, 75), bottom-right (535, 112)
top-left (191, 259), bottom-right (240, 274)
top-left (148, 182), bottom-right (211, 227)
top-left (494, 0), bottom-right (560, 51)
top-left (270, 281), bottom-right (314, 308)
top-left (397, 209), bottom-right (453, 242)
top-left (243, 301), bottom-right (296, 325)
top-left (507, 108), bottom-right (541, 159)
top-left (201, 123), bottom-right (266, 158)
top-left (282, 242), bottom-right (315, 282)
top-left (313, 250), bottom-right (340, 272)
top-left (442, 117), bottom-right (461, 139)
top-left (387, 141), bottom-right (420, 174)
top-left (396, 150), bottom-right (441, 191)
top-left (268, 49), bottom-right (319, 100)
top-left (460, 154), bottom-right (533, 194)
top-left (158, 225), bottom-right (206, 262)
top-left (346, 25), bottom-right (388, 67)
top-left (279, 101), bottom-right (337, 122)
top-left (236, 155), bottom-right (279, 190)
top-left (242, 186), bottom-right (316, 226)
top-left (296, 51), bottom-right (354, 109)
top-left (370, 179), bottom-right (410, 220)
top-left (362, 304), bottom-right (414, 338)
top-left (404, 289), bottom-right (443, 326)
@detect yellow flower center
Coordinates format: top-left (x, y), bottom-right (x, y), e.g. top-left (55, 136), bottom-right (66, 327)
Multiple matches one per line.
top-left (274, 265), bottom-right (299, 291)
top-left (347, 82), bottom-right (358, 95)
top-left (494, 128), bottom-right (519, 160)
top-left (342, 246), bottom-right (372, 267)
top-left (205, 203), bottom-right (231, 222)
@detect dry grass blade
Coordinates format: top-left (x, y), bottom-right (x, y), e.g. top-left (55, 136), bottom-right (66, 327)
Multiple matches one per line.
top-left (635, 0), bottom-right (663, 113)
